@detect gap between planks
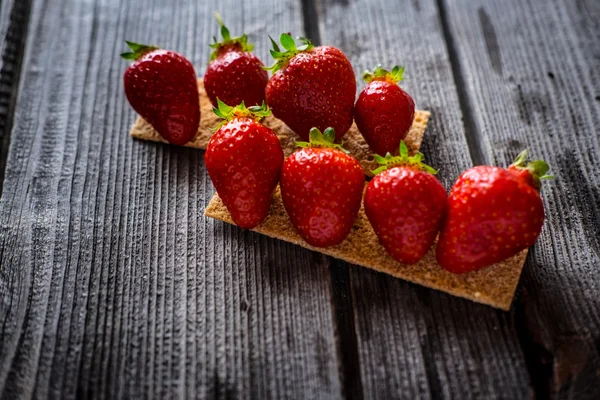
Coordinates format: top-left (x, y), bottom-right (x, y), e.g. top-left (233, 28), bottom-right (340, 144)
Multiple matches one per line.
top-left (434, 0), bottom-right (488, 166)
top-left (436, 0), bottom-right (547, 397)
top-left (300, 0), bottom-right (364, 398)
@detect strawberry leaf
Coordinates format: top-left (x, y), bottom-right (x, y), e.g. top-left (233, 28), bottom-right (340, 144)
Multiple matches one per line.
top-left (362, 64), bottom-right (405, 84)
top-left (265, 34), bottom-right (315, 73)
top-left (309, 127), bottom-right (324, 143)
top-left (121, 41), bottom-right (159, 61)
top-left (280, 33), bottom-right (297, 51)
top-left (323, 127), bottom-right (336, 143)
top-left (212, 99), bottom-right (271, 130)
top-left (215, 12), bottom-right (231, 41)
top-left (371, 140), bottom-right (438, 175)
top-left (509, 150), bottom-right (553, 190)
top-left (399, 140), bottom-right (409, 157)
top-left (297, 37), bottom-right (312, 51)
top-left (209, 12), bottom-right (254, 61)
top-left (269, 36), bottom-right (281, 53)
top-left (295, 127), bottom-right (349, 153)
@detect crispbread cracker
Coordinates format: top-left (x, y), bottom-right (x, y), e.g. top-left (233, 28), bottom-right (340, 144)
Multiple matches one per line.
top-left (129, 79), bottom-right (430, 176)
top-left (205, 187), bottom-right (527, 310)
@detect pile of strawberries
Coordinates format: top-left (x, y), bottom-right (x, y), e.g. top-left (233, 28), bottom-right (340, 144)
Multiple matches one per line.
top-left (122, 15), bottom-right (551, 274)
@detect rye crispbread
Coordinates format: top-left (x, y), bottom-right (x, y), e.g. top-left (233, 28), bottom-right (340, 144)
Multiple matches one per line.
top-left (129, 77), bottom-right (526, 310)
top-left (129, 79), bottom-right (430, 176)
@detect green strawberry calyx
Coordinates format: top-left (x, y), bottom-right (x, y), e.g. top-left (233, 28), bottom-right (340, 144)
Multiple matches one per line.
top-left (362, 65), bottom-right (405, 84)
top-left (296, 127), bottom-right (349, 153)
top-left (509, 150), bottom-right (553, 189)
top-left (209, 12), bottom-right (254, 61)
top-left (212, 98), bottom-right (271, 130)
top-left (121, 41), bottom-right (159, 61)
top-left (264, 33), bottom-right (315, 73)
top-left (371, 141), bottom-right (437, 175)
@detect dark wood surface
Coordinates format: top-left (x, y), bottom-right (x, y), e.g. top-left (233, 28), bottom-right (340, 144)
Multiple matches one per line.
top-left (0, 0), bottom-right (598, 399)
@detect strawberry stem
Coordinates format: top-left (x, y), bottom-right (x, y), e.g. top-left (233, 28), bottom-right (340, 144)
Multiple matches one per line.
top-left (264, 33), bottom-right (314, 73)
top-left (509, 150), bottom-right (553, 188)
top-left (209, 12), bottom-right (254, 60)
top-left (295, 127), bottom-right (349, 153)
top-left (212, 98), bottom-right (271, 130)
top-left (371, 141), bottom-right (437, 175)
top-left (362, 65), bottom-right (405, 84)
top-left (120, 41), bottom-right (159, 61)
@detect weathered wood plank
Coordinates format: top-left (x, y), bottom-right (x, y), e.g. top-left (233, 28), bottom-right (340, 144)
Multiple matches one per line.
top-left (444, 0), bottom-right (600, 397)
top-left (319, 0), bottom-right (532, 397)
top-left (0, 0), bottom-right (345, 398)
top-left (0, 0), bottom-right (32, 194)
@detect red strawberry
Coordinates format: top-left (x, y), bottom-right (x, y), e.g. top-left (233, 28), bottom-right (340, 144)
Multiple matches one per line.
top-left (265, 34), bottom-right (356, 142)
top-left (280, 127), bottom-right (364, 247)
top-left (364, 142), bottom-right (446, 264)
top-left (205, 100), bottom-right (283, 229)
top-left (354, 65), bottom-right (415, 156)
top-left (203, 13), bottom-right (268, 108)
top-left (436, 151), bottom-right (552, 274)
top-left (122, 41), bottom-right (200, 145)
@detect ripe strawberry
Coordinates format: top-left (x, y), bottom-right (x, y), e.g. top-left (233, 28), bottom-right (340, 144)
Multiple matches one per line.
top-left (354, 65), bottom-right (415, 156)
top-left (122, 41), bottom-right (200, 145)
top-left (436, 151), bottom-right (552, 274)
top-left (364, 142), bottom-right (446, 264)
top-left (265, 34), bottom-right (356, 142)
top-left (205, 100), bottom-right (283, 229)
top-left (280, 127), bottom-right (364, 247)
top-left (203, 13), bottom-right (268, 108)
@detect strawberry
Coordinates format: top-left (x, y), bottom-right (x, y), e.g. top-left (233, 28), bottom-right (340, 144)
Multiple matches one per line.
top-left (205, 100), bottom-right (283, 229)
top-left (265, 34), bottom-right (356, 142)
top-left (280, 127), bottom-right (364, 247)
top-left (122, 41), bottom-right (200, 145)
top-left (203, 13), bottom-right (268, 108)
top-left (364, 142), bottom-right (446, 264)
top-left (354, 65), bottom-right (415, 156)
top-left (436, 151), bottom-right (552, 274)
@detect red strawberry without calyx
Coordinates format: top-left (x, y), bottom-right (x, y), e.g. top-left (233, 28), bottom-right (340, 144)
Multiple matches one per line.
top-left (364, 142), bottom-right (446, 264)
top-left (436, 151), bottom-right (552, 274)
top-left (354, 65), bottom-right (415, 156)
top-left (205, 100), bottom-right (283, 229)
top-left (122, 41), bottom-right (200, 145)
top-left (265, 34), bottom-right (356, 142)
top-left (280, 127), bottom-right (364, 247)
top-left (203, 13), bottom-right (268, 108)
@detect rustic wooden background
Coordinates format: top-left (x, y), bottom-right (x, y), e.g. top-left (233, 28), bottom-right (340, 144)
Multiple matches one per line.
top-left (0, 0), bottom-right (598, 398)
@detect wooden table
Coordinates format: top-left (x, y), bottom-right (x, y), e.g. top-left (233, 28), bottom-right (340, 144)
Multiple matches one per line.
top-left (0, 0), bottom-right (598, 398)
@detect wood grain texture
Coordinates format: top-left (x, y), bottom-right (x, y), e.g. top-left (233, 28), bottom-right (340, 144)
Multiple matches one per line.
top-left (0, 0), bottom-right (32, 193)
top-left (444, 0), bottom-right (600, 397)
top-left (319, 0), bottom-right (532, 398)
top-left (0, 0), bottom-right (345, 398)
